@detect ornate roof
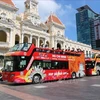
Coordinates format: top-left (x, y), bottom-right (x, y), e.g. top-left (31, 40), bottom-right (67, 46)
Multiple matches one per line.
top-left (46, 13), bottom-right (63, 26)
top-left (0, 0), bottom-right (15, 6)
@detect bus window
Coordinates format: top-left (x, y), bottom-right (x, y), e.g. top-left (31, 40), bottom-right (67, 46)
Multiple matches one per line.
top-left (51, 61), bottom-right (68, 69)
top-left (96, 62), bottom-right (100, 67)
top-left (56, 61), bottom-right (68, 69)
top-left (4, 56), bottom-right (28, 72)
top-left (32, 60), bottom-right (42, 69)
top-left (43, 61), bottom-right (51, 70)
top-left (51, 61), bottom-right (58, 69)
top-left (5, 61), bottom-right (13, 71)
top-left (85, 61), bottom-right (95, 69)
top-left (59, 61), bottom-right (68, 69)
top-left (19, 60), bottom-right (26, 69)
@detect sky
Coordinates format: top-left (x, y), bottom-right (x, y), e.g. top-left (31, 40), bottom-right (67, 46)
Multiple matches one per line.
top-left (13, 0), bottom-right (100, 41)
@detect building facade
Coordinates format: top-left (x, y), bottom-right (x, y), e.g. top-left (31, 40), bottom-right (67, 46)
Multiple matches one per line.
top-left (94, 15), bottom-right (100, 50)
top-left (76, 5), bottom-right (98, 49)
top-left (0, 0), bottom-right (92, 57)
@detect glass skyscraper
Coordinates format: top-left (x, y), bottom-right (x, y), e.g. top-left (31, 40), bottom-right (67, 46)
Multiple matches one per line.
top-left (76, 5), bottom-right (98, 49)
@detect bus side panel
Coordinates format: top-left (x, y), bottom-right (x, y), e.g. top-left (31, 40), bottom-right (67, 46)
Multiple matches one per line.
top-left (68, 53), bottom-right (85, 78)
top-left (13, 69), bottom-right (71, 83)
top-left (43, 69), bottom-right (71, 81)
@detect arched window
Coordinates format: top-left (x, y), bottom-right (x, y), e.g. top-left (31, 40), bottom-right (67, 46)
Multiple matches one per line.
top-left (40, 40), bottom-right (44, 47)
top-left (24, 36), bottom-right (28, 43)
top-left (32, 38), bottom-right (36, 46)
top-left (15, 34), bottom-right (20, 44)
top-left (45, 41), bottom-right (49, 48)
top-left (57, 43), bottom-right (61, 49)
top-left (0, 30), bottom-right (7, 42)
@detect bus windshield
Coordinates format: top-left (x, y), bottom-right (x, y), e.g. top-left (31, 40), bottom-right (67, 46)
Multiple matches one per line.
top-left (85, 61), bottom-right (95, 69)
top-left (9, 43), bottom-right (31, 52)
top-left (3, 56), bottom-right (28, 72)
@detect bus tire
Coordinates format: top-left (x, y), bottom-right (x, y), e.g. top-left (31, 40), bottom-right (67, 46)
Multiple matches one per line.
top-left (71, 72), bottom-right (76, 79)
top-left (32, 74), bottom-right (41, 84)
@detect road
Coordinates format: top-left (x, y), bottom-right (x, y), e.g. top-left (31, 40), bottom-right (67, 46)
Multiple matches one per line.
top-left (0, 76), bottom-right (100, 100)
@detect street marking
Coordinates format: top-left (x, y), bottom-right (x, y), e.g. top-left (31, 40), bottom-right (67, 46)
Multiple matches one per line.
top-left (0, 85), bottom-right (48, 100)
top-left (57, 80), bottom-right (63, 83)
top-left (91, 84), bottom-right (100, 87)
top-left (79, 79), bottom-right (87, 81)
top-left (34, 85), bottom-right (47, 88)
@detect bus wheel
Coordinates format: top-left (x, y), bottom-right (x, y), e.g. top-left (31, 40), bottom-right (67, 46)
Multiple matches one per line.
top-left (32, 75), bottom-right (41, 84)
top-left (72, 72), bottom-right (76, 79)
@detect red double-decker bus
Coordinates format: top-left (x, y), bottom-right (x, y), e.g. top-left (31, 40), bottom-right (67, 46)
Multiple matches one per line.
top-left (85, 54), bottom-right (100, 76)
top-left (2, 43), bottom-right (85, 84)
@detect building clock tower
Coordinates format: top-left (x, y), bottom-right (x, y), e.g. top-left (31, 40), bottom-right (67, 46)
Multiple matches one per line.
top-left (24, 0), bottom-right (40, 25)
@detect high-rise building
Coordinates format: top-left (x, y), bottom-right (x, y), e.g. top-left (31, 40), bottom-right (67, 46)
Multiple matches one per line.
top-left (76, 5), bottom-right (98, 49)
top-left (94, 15), bottom-right (100, 50)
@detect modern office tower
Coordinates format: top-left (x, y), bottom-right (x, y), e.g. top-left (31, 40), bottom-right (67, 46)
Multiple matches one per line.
top-left (94, 15), bottom-right (100, 50)
top-left (76, 5), bottom-right (98, 49)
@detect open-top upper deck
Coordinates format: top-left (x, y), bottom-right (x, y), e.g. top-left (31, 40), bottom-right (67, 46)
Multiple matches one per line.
top-left (4, 43), bottom-right (84, 57)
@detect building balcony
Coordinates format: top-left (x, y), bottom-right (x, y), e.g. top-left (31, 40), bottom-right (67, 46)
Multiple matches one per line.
top-left (0, 42), bottom-right (10, 49)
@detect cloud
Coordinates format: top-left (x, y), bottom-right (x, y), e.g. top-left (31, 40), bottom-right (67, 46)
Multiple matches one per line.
top-left (55, 3), bottom-right (77, 40)
top-left (38, 0), bottom-right (61, 21)
top-left (13, 0), bottom-right (61, 21)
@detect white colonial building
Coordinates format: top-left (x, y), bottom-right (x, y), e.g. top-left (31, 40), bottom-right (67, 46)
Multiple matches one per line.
top-left (0, 0), bottom-right (92, 57)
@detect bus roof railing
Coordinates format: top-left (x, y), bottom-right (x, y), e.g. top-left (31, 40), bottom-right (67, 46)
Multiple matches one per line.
top-left (8, 43), bottom-right (84, 56)
top-left (35, 47), bottom-right (83, 56)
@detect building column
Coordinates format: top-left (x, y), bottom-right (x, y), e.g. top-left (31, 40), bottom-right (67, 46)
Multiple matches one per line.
top-left (7, 32), bottom-right (9, 43)
top-left (29, 35), bottom-right (32, 43)
top-left (62, 41), bottom-right (65, 50)
top-left (21, 33), bottom-right (24, 43)
top-left (10, 30), bottom-right (12, 44)
top-left (54, 39), bottom-right (57, 49)
top-left (44, 39), bottom-right (46, 45)
top-left (51, 37), bottom-right (55, 48)
top-left (37, 37), bottom-right (40, 47)
top-left (10, 29), bottom-right (14, 46)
